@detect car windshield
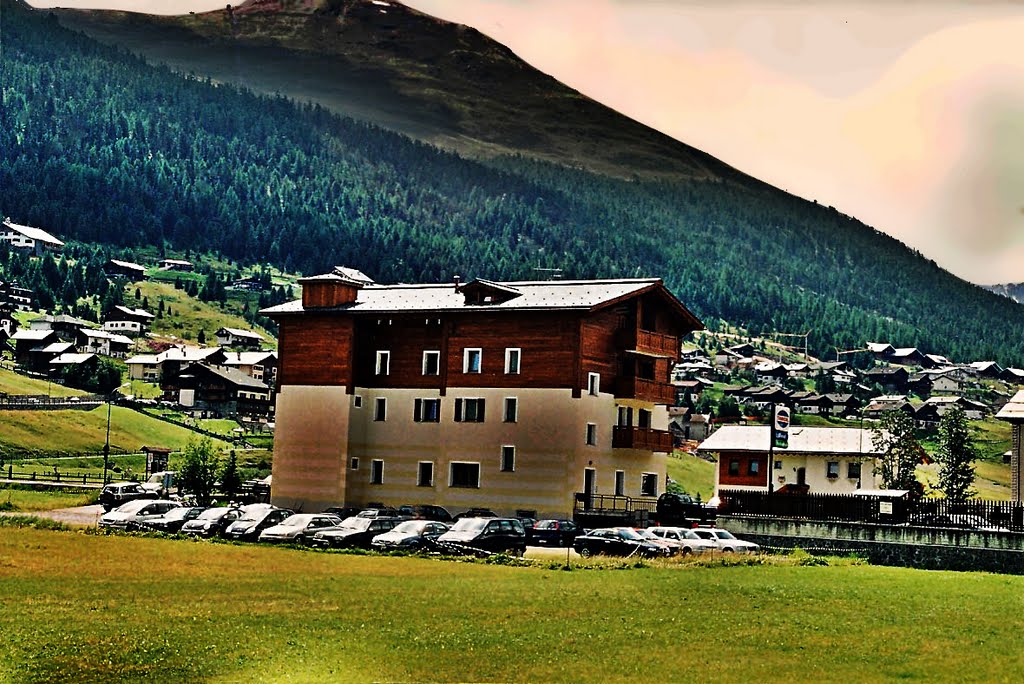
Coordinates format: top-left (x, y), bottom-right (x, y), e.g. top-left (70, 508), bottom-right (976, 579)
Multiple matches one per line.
top-left (680, 529), bottom-right (701, 540)
top-left (451, 518), bottom-right (489, 533)
top-left (114, 500), bottom-right (150, 514)
top-left (634, 529), bottom-right (656, 539)
top-left (392, 521), bottom-right (428, 534)
top-left (161, 508), bottom-right (191, 521)
top-left (340, 518), bottom-right (372, 531)
top-left (197, 508), bottom-right (230, 520)
top-left (281, 514), bottom-right (314, 527)
top-left (616, 528), bottom-right (643, 541)
top-left (715, 530), bottom-right (737, 540)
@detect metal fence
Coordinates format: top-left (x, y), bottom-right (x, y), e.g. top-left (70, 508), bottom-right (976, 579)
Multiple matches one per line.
top-left (718, 489), bottom-right (1024, 532)
top-left (573, 493), bottom-right (658, 528)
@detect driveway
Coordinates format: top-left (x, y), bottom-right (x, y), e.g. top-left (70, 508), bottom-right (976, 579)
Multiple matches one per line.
top-left (9, 504), bottom-right (106, 527)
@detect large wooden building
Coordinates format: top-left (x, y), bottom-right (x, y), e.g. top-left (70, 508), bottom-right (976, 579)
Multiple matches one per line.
top-left (263, 270), bottom-right (702, 517)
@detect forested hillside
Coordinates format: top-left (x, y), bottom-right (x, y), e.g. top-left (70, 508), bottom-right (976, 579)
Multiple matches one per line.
top-left (3, 0), bottom-right (1024, 365)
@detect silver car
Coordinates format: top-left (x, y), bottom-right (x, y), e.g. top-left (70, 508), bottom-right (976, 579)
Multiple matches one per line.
top-left (690, 527), bottom-right (760, 554)
top-left (646, 526), bottom-right (718, 555)
top-left (98, 499), bottom-right (182, 530)
top-left (257, 513), bottom-right (342, 544)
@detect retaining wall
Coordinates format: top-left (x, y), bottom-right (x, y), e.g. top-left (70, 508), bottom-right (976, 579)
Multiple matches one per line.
top-left (721, 515), bottom-right (1024, 574)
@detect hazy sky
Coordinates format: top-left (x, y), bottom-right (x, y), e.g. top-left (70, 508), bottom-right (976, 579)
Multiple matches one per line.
top-left (27, 1), bottom-right (1024, 285)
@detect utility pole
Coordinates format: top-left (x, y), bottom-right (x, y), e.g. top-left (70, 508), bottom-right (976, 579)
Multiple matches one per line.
top-left (775, 331), bottom-right (811, 361)
top-left (102, 393), bottom-right (112, 485)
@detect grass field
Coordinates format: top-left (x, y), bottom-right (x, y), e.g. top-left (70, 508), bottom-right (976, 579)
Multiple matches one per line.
top-left (0, 366), bottom-right (87, 398)
top-left (0, 405), bottom-right (228, 457)
top-left (667, 451), bottom-right (715, 499)
top-left (0, 487), bottom-right (98, 512)
top-left (1, 528), bottom-right (1023, 683)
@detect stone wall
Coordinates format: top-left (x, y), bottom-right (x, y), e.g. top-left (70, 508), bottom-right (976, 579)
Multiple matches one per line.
top-left (721, 515), bottom-right (1024, 574)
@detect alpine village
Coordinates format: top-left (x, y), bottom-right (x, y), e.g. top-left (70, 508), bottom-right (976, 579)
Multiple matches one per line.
top-left (2, 1), bottom-right (1024, 682)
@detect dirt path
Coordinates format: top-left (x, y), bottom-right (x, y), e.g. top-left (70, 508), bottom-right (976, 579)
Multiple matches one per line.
top-left (3, 504), bottom-right (105, 527)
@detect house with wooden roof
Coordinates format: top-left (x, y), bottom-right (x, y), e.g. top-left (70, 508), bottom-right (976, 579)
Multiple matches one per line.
top-left (10, 328), bottom-right (59, 368)
top-left (27, 341), bottom-right (75, 374)
top-left (103, 305), bottom-right (156, 337)
top-left (162, 362), bottom-right (272, 418)
top-left (261, 270), bottom-right (703, 517)
top-left (699, 425), bottom-right (883, 494)
top-left (997, 391), bottom-right (1024, 502)
top-left (215, 327), bottom-right (265, 350)
top-left (0, 218), bottom-right (63, 256)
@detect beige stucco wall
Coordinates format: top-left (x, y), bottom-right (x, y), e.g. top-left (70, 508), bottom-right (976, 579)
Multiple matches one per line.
top-left (273, 385), bottom-right (670, 519)
top-left (270, 385), bottom-right (351, 512)
top-left (714, 453), bottom-right (881, 494)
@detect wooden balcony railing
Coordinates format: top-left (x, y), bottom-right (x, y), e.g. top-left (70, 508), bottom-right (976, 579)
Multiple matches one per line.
top-left (614, 376), bottom-right (675, 404)
top-left (617, 328), bottom-right (679, 358)
top-left (612, 426), bottom-right (674, 452)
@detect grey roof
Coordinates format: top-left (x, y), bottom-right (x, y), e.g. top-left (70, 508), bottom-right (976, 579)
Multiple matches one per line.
top-left (181, 363), bottom-right (270, 391)
top-left (126, 354), bottom-right (160, 365)
top-left (51, 352), bottom-right (97, 365)
top-left (264, 278), bottom-right (677, 316)
top-left (2, 219), bottom-right (64, 246)
top-left (112, 305), bottom-right (155, 319)
top-left (108, 259), bottom-right (147, 271)
top-left (222, 351), bottom-right (277, 366)
top-left (697, 425), bottom-right (884, 456)
top-left (996, 391), bottom-right (1024, 422)
top-left (11, 329), bottom-right (55, 341)
top-left (156, 346), bottom-right (223, 363)
top-left (217, 327), bottom-right (264, 340)
top-left (38, 341), bottom-right (75, 354)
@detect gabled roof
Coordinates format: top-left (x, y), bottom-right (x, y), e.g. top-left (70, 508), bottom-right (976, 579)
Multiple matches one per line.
top-left (11, 329), bottom-right (55, 341)
top-left (107, 259), bottom-right (147, 272)
top-left (263, 277), bottom-right (703, 328)
top-left (222, 351), bottom-right (278, 366)
top-left (867, 342), bottom-right (894, 354)
top-left (111, 305), bottom-right (155, 320)
top-left (698, 425), bottom-right (883, 455)
top-left (126, 354), bottom-right (160, 365)
top-left (156, 346), bottom-right (224, 363)
top-left (79, 329), bottom-right (134, 345)
top-left (1, 219), bottom-right (63, 246)
top-left (37, 341), bottom-right (75, 354)
top-left (159, 258), bottom-right (193, 266)
top-left (33, 314), bottom-right (91, 327)
top-left (216, 327), bottom-right (264, 340)
top-left (177, 363), bottom-right (270, 391)
top-left (51, 352), bottom-right (97, 365)
top-left (997, 391), bottom-right (1024, 423)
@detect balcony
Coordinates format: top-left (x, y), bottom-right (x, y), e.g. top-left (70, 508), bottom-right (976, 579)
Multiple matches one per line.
top-left (617, 328), bottom-right (679, 358)
top-left (614, 376), bottom-right (675, 404)
top-left (613, 426), bottom-right (674, 452)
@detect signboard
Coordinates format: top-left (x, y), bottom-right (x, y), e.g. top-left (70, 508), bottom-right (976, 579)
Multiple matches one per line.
top-left (879, 501), bottom-right (894, 515)
top-left (146, 451), bottom-right (169, 474)
top-left (773, 406), bottom-right (790, 450)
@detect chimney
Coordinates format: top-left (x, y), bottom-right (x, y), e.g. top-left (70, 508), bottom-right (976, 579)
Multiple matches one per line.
top-left (299, 269), bottom-right (364, 309)
top-left (453, 274), bottom-right (461, 292)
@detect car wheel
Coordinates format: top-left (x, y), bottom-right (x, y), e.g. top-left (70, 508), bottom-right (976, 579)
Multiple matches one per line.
top-left (723, 547), bottom-right (734, 553)
top-left (295, 534), bottom-right (305, 545)
top-left (579, 547), bottom-right (592, 558)
top-left (682, 547), bottom-right (692, 556)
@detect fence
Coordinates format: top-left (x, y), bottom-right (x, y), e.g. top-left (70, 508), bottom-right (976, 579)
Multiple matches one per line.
top-left (3, 466), bottom-right (110, 485)
top-left (573, 493), bottom-right (658, 528)
top-left (718, 489), bottom-right (1024, 533)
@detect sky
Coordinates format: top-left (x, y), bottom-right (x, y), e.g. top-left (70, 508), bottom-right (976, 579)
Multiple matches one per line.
top-left (26, 1), bottom-right (1024, 285)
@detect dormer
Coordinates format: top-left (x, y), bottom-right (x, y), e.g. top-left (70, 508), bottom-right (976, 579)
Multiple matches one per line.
top-left (459, 278), bottom-right (522, 306)
top-left (299, 269), bottom-right (369, 309)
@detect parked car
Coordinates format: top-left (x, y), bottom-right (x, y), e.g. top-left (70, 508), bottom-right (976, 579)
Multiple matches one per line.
top-left (437, 517), bottom-right (526, 556)
top-left (140, 471), bottom-right (177, 497)
top-left (397, 504), bottom-right (454, 523)
top-left (324, 506), bottom-right (363, 520)
top-left (99, 499), bottom-right (182, 530)
top-left (312, 516), bottom-right (403, 549)
top-left (258, 514), bottom-right (342, 544)
top-left (371, 520), bottom-right (450, 551)
top-left (654, 492), bottom-right (717, 526)
top-left (452, 508), bottom-right (498, 521)
top-left (645, 526), bottom-right (717, 555)
top-left (527, 519), bottom-right (579, 547)
top-left (224, 507), bottom-right (294, 542)
top-left (180, 507), bottom-right (245, 538)
top-left (357, 506), bottom-right (401, 519)
top-left (573, 527), bottom-right (672, 558)
top-left (134, 506), bottom-right (204, 533)
top-left (690, 528), bottom-right (761, 553)
top-left (633, 528), bottom-right (681, 556)
top-left (99, 482), bottom-right (157, 512)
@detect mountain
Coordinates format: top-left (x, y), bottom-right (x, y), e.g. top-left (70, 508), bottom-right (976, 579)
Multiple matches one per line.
top-left (987, 284), bottom-right (1024, 305)
top-left (4, 0), bottom-right (1024, 366)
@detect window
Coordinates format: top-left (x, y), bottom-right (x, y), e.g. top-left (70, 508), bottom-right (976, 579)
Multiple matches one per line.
top-left (454, 398), bottom-right (485, 423)
top-left (729, 460), bottom-right (740, 476)
top-left (370, 459), bottom-right (384, 485)
top-left (375, 350), bottom-right (390, 376)
top-left (354, 395), bottom-right (363, 409)
top-left (350, 457), bottom-right (359, 470)
top-left (585, 423), bottom-right (597, 446)
top-left (414, 398), bottom-right (441, 423)
top-left (501, 445), bottom-right (515, 472)
top-left (503, 397), bottom-right (518, 423)
top-left (826, 461), bottom-right (840, 479)
top-left (640, 473), bottom-right (658, 497)
top-left (463, 348), bottom-right (482, 374)
top-left (422, 350), bottom-right (440, 376)
top-left (450, 462), bottom-right (481, 488)
top-left (417, 461), bottom-right (434, 487)
top-left (614, 470), bottom-right (625, 496)
top-left (637, 409), bottom-right (652, 429)
top-left (587, 372), bottom-right (600, 396)
top-left (774, 460), bottom-right (783, 470)
top-left (748, 460), bottom-right (761, 476)
top-left (847, 461), bottom-right (862, 479)
top-left (374, 397), bottom-right (387, 421)
top-left (617, 405), bottom-right (633, 427)
top-left (504, 348), bottom-right (521, 374)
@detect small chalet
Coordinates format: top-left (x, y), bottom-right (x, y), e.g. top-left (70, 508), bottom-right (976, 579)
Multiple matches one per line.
top-left (11, 329), bottom-right (59, 367)
top-left (104, 259), bottom-right (148, 281)
top-left (221, 350), bottom-right (279, 389)
top-left (215, 327), bottom-right (264, 350)
top-left (996, 391), bottom-right (1024, 502)
top-left (158, 258), bottom-right (193, 272)
top-left (0, 281), bottom-right (34, 311)
top-left (700, 425), bottom-right (883, 494)
top-left (823, 393), bottom-right (860, 418)
top-left (668, 407), bottom-right (711, 442)
top-left (863, 366), bottom-right (909, 393)
top-left (754, 361), bottom-right (788, 385)
top-left (30, 314), bottom-right (91, 342)
top-left (867, 342), bottom-right (895, 358)
top-left (1004, 368), bottom-right (1024, 385)
top-left (863, 395), bottom-right (915, 420)
top-left (924, 396), bottom-right (987, 420)
top-left (126, 354), bottom-right (160, 382)
top-left (0, 219), bottom-right (63, 256)
top-left (76, 329), bottom-right (133, 358)
top-left (50, 352), bottom-right (99, 373)
top-left (103, 305), bottom-right (155, 337)
top-left (906, 374), bottom-right (934, 397)
top-left (969, 361), bottom-right (1005, 380)
top-left (162, 362), bottom-right (272, 418)
top-left (889, 348), bottom-right (929, 368)
top-left (27, 341), bottom-right (75, 374)
top-left (126, 345), bottom-right (228, 383)
top-left (228, 276), bottom-right (266, 291)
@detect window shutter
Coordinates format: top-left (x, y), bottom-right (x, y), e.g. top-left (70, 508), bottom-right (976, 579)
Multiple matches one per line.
top-left (477, 399), bottom-right (485, 422)
top-left (455, 398), bottom-right (463, 422)
top-left (414, 398), bottom-right (422, 421)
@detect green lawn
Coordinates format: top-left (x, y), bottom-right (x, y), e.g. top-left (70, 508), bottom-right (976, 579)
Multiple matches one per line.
top-left (0, 405), bottom-right (229, 457)
top-left (133, 280), bottom-right (275, 348)
top-left (667, 451), bottom-right (715, 499)
top-left (0, 366), bottom-right (88, 398)
top-left (1, 528), bottom-right (1023, 683)
top-left (0, 487), bottom-right (98, 512)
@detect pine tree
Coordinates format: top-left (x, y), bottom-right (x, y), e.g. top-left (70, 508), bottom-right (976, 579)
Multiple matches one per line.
top-left (936, 406), bottom-right (976, 501)
top-left (220, 451), bottom-right (242, 501)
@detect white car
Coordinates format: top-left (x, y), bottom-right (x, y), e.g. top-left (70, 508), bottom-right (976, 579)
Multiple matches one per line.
top-left (646, 526), bottom-right (718, 555)
top-left (257, 513), bottom-right (342, 544)
top-left (98, 499), bottom-right (182, 530)
top-left (690, 527), bottom-right (761, 554)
